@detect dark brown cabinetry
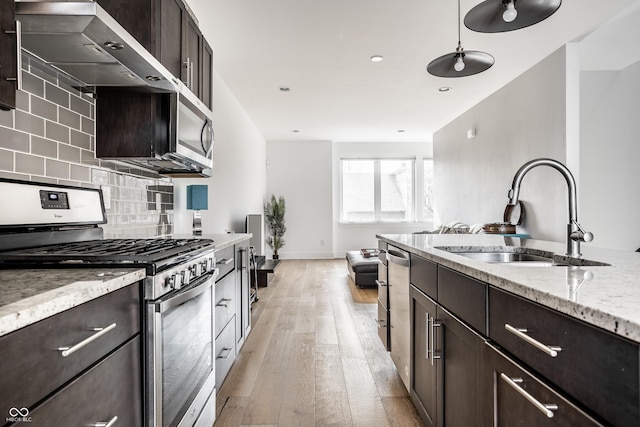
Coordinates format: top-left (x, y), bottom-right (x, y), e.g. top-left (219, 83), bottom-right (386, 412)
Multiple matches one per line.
top-left (410, 285), bottom-right (439, 426)
top-left (483, 342), bottom-right (602, 426)
top-left (489, 287), bottom-right (639, 426)
top-left (0, 282), bottom-right (142, 425)
top-left (410, 265), bottom-right (487, 427)
top-left (97, 0), bottom-right (213, 108)
top-left (25, 337), bottom-right (142, 427)
top-left (402, 248), bottom-right (640, 427)
top-left (0, 0), bottom-right (18, 110)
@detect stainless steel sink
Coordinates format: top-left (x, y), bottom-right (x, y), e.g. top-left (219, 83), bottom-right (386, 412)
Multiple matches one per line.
top-left (435, 246), bottom-right (610, 267)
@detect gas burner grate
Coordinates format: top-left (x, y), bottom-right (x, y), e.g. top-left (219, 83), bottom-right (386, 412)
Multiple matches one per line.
top-left (0, 238), bottom-right (216, 272)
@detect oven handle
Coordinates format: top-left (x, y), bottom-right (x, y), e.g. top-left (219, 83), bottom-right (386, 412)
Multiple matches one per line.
top-left (154, 269), bottom-right (219, 314)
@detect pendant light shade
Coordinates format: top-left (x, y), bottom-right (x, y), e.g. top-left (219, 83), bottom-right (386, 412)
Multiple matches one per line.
top-left (427, 49), bottom-right (495, 78)
top-left (465, 0), bottom-right (562, 33)
top-left (427, 0), bottom-right (494, 78)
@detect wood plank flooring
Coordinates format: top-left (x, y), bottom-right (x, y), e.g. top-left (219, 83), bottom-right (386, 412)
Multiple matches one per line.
top-left (213, 259), bottom-right (425, 427)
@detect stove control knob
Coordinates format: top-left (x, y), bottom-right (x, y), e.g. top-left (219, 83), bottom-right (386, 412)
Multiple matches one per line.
top-left (168, 273), bottom-right (182, 290)
top-left (200, 261), bottom-right (209, 274)
top-left (181, 269), bottom-right (191, 286)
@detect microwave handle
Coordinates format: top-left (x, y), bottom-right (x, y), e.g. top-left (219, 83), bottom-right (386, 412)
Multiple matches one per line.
top-left (200, 119), bottom-right (214, 159)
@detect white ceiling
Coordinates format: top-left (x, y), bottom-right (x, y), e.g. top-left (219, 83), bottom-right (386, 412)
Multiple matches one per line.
top-left (189, 0), bottom-right (637, 143)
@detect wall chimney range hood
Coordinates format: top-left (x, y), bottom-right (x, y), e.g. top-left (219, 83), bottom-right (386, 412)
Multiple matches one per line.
top-left (15, 1), bottom-right (177, 92)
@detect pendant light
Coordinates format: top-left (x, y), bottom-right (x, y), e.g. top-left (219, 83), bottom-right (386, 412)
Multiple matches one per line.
top-left (427, 0), bottom-right (494, 78)
top-left (464, 0), bottom-right (562, 33)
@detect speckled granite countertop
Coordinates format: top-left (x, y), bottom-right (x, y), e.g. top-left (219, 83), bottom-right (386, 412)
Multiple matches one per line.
top-left (0, 268), bottom-right (145, 337)
top-left (377, 233), bottom-right (640, 343)
top-left (172, 233), bottom-right (252, 250)
top-left (209, 233), bottom-right (252, 250)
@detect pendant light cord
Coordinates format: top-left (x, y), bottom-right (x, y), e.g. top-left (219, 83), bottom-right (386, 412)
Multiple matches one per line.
top-left (457, 0), bottom-right (461, 46)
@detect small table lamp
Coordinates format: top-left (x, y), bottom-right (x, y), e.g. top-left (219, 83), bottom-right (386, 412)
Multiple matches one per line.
top-left (186, 185), bottom-right (208, 236)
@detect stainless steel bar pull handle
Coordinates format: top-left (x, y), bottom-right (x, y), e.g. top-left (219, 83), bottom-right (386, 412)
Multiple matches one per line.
top-left (505, 324), bottom-right (561, 357)
top-left (95, 415), bottom-right (118, 427)
top-left (216, 298), bottom-right (232, 308)
top-left (183, 58), bottom-right (191, 87)
top-left (375, 280), bottom-right (387, 287)
top-left (218, 258), bottom-right (233, 265)
top-left (58, 323), bottom-right (117, 357)
top-left (500, 373), bottom-right (558, 418)
top-left (428, 315), bottom-right (441, 366)
top-left (425, 313), bottom-right (430, 361)
top-left (217, 347), bottom-right (233, 360)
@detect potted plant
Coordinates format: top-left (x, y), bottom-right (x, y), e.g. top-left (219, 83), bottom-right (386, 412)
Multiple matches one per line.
top-left (264, 194), bottom-right (286, 259)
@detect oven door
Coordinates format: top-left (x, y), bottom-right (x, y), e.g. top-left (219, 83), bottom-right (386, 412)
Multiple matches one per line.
top-left (147, 270), bottom-right (218, 427)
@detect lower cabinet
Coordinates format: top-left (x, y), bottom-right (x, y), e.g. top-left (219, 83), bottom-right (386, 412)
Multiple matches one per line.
top-left (410, 284), bottom-right (486, 427)
top-left (24, 337), bottom-right (142, 427)
top-left (410, 285), bottom-right (439, 426)
top-left (235, 243), bottom-right (252, 351)
top-left (405, 250), bottom-right (639, 427)
top-left (214, 238), bottom-right (253, 391)
top-left (483, 342), bottom-right (603, 426)
top-left (0, 282), bottom-right (142, 426)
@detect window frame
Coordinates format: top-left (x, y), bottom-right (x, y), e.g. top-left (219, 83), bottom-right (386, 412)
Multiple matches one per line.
top-left (339, 157), bottom-right (417, 223)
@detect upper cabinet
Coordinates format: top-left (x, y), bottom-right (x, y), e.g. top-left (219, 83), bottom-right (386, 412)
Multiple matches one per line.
top-left (0, 0), bottom-right (18, 110)
top-left (98, 0), bottom-right (213, 109)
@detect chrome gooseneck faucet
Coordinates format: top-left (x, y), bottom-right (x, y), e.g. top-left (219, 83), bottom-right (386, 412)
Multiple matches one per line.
top-left (507, 158), bottom-right (593, 257)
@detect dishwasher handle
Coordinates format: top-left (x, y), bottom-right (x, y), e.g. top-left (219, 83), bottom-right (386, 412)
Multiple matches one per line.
top-left (387, 249), bottom-right (410, 267)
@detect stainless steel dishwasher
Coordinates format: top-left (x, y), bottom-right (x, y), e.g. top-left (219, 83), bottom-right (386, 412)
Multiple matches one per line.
top-left (387, 246), bottom-right (410, 391)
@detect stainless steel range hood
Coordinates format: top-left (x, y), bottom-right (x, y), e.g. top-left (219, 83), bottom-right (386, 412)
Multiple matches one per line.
top-left (15, 1), bottom-right (178, 92)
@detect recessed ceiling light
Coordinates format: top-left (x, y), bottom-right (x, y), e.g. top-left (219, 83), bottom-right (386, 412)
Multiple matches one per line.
top-left (279, 86), bottom-right (290, 92)
top-left (438, 87), bottom-right (452, 92)
top-left (292, 130), bottom-right (300, 133)
top-left (397, 130), bottom-right (406, 133)
top-left (370, 55), bottom-right (384, 62)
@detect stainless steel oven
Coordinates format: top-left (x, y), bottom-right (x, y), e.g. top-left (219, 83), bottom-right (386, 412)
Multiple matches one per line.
top-left (0, 178), bottom-right (220, 427)
top-left (147, 264), bottom-right (218, 427)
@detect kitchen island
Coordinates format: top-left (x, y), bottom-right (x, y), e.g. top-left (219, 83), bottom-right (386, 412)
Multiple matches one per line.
top-left (378, 233), bottom-right (640, 426)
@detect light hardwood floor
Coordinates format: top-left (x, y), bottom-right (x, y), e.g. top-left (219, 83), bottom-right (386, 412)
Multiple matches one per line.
top-left (214, 259), bottom-right (425, 427)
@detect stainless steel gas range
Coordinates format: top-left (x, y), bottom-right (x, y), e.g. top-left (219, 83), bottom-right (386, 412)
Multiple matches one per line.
top-left (0, 178), bottom-right (218, 427)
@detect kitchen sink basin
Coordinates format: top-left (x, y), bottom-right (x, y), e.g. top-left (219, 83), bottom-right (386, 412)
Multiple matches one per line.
top-left (435, 246), bottom-right (610, 267)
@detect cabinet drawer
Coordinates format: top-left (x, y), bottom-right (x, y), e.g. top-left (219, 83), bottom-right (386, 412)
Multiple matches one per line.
top-left (215, 272), bottom-right (236, 338)
top-left (215, 316), bottom-right (237, 390)
top-left (216, 246), bottom-right (235, 279)
top-left (437, 267), bottom-right (486, 334)
top-left (0, 283), bottom-right (140, 411)
top-left (485, 342), bottom-right (603, 426)
top-left (489, 287), bottom-right (639, 426)
top-left (22, 336), bottom-right (142, 427)
top-left (410, 254), bottom-right (437, 299)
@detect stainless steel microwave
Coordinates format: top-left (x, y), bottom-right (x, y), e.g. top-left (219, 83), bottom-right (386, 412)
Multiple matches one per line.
top-left (96, 89), bottom-right (214, 177)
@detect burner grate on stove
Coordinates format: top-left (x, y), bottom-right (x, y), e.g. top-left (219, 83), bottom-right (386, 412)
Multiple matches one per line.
top-left (0, 238), bottom-right (216, 267)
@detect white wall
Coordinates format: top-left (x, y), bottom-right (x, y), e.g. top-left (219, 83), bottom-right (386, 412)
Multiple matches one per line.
top-left (434, 47), bottom-right (569, 243)
top-left (332, 141), bottom-right (433, 256)
top-left (266, 140), bottom-right (333, 259)
top-left (580, 60), bottom-right (640, 251)
top-left (173, 73), bottom-right (267, 234)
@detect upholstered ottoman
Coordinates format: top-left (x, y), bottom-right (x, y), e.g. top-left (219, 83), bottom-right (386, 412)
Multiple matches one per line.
top-left (346, 250), bottom-right (379, 288)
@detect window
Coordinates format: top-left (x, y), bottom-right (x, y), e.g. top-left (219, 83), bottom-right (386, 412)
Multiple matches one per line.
top-left (341, 159), bottom-right (414, 222)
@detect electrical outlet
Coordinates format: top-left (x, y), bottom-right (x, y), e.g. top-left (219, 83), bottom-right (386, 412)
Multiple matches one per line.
top-left (320, 239), bottom-right (325, 246)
